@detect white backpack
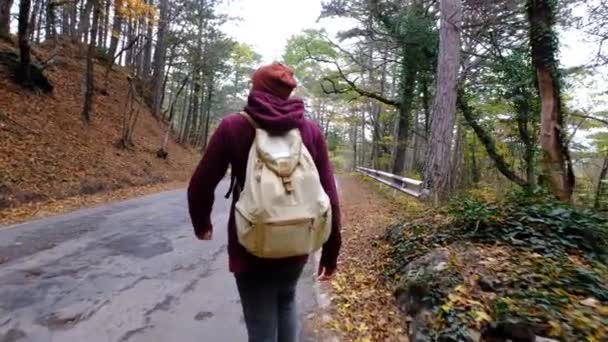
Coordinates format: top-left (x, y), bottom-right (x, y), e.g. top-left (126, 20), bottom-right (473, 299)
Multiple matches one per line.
top-left (234, 112), bottom-right (332, 259)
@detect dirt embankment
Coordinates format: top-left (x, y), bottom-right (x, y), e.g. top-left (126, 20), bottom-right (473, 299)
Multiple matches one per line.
top-left (0, 38), bottom-right (199, 224)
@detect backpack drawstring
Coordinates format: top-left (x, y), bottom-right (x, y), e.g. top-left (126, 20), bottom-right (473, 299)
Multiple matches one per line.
top-left (224, 174), bottom-right (236, 199)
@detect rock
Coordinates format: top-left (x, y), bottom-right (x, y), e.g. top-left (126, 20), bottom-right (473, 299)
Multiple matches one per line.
top-left (478, 275), bottom-right (498, 292)
top-left (535, 337), bottom-right (559, 342)
top-left (481, 320), bottom-right (535, 342)
top-left (580, 297), bottom-right (599, 308)
top-left (408, 318), bottom-right (432, 342)
top-left (395, 282), bottom-right (430, 316)
top-left (402, 248), bottom-right (450, 276)
top-left (433, 262), bottom-right (448, 272)
top-left (438, 334), bottom-right (459, 342)
top-left (466, 329), bottom-right (481, 342)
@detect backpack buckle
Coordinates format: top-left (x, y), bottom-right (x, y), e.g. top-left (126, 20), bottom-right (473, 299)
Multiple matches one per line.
top-left (282, 176), bottom-right (294, 193)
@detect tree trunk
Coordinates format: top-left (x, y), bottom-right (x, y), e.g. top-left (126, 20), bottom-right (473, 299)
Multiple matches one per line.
top-left (360, 108), bottom-right (366, 167)
top-left (151, 0), bottom-right (168, 117)
top-left (0, 0), bottom-right (13, 39)
top-left (421, 76), bottom-right (431, 136)
top-left (594, 157), bottom-right (608, 210)
top-left (81, 0), bottom-right (99, 123)
top-left (61, 2), bottom-right (69, 34)
top-left (527, 0), bottom-right (575, 202)
top-left (107, 0), bottom-right (123, 60)
top-left (180, 81), bottom-right (193, 143)
top-left (188, 75), bottom-right (201, 143)
top-left (69, 0), bottom-right (77, 38)
top-left (27, 0), bottom-right (40, 40)
top-left (517, 102), bottom-right (536, 190)
top-left (97, 0), bottom-right (110, 50)
top-left (18, 0), bottom-right (32, 84)
top-left (45, 0), bottom-right (56, 40)
top-left (422, 0), bottom-right (462, 200)
top-left (450, 120), bottom-right (464, 190)
top-left (412, 109), bottom-right (421, 171)
top-left (470, 138), bottom-right (480, 184)
top-left (124, 17), bottom-right (132, 65)
top-left (142, 0), bottom-right (153, 77)
top-left (158, 73), bottom-right (190, 157)
top-left (352, 118), bottom-right (358, 170)
top-left (77, 0), bottom-right (93, 43)
top-left (34, 0), bottom-right (42, 42)
top-left (100, 0), bottom-right (109, 48)
top-left (202, 81), bottom-right (214, 151)
top-left (392, 50), bottom-right (417, 175)
top-left (158, 48), bottom-right (175, 117)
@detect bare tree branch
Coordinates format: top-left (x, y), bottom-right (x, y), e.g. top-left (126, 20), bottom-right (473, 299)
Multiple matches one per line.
top-left (571, 112), bottom-right (608, 126)
top-left (305, 45), bottom-right (401, 107)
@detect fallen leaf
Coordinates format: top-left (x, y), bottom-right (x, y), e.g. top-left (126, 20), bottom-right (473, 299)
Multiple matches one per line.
top-left (580, 297), bottom-right (599, 308)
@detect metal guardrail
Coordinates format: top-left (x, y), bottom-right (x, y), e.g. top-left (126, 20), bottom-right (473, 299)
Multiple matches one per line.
top-left (356, 166), bottom-right (423, 198)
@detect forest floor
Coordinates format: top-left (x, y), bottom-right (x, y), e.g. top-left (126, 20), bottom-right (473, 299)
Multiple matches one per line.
top-left (319, 175), bottom-right (607, 342)
top-left (0, 37), bottom-right (198, 225)
top-left (303, 174), bottom-right (411, 342)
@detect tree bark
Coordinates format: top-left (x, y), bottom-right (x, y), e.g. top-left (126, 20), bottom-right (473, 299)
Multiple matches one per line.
top-left (107, 0), bottom-right (123, 60)
top-left (45, 0), bottom-right (57, 40)
top-left (0, 0), bottom-right (13, 39)
top-left (34, 0), bottom-right (42, 42)
top-left (352, 115), bottom-right (358, 170)
top-left (392, 50), bottom-right (417, 175)
top-left (18, 0), bottom-right (32, 84)
top-left (202, 80), bottom-right (214, 151)
top-left (124, 17), bottom-right (133, 65)
top-left (470, 137), bottom-right (480, 184)
top-left (142, 0), bottom-right (153, 77)
top-left (421, 76), bottom-right (431, 136)
top-left (527, 0), bottom-right (575, 202)
top-left (101, 0), bottom-right (109, 48)
top-left (69, 0), bottom-right (77, 38)
top-left (516, 100), bottom-right (536, 190)
top-left (151, 0), bottom-right (168, 117)
top-left (27, 0), bottom-right (40, 40)
top-left (76, 0), bottom-right (93, 43)
top-left (81, 0), bottom-right (99, 123)
top-left (422, 0), bottom-right (463, 200)
top-left (61, 1), bottom-right (69, 34)
top-left (158, 72), bottom-right (190, 157)
top-left (595, 157), bottom-right (608, 210)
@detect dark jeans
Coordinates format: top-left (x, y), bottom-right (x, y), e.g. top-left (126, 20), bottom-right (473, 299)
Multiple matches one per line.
top-left (235, 265), bottom-right (304, 342)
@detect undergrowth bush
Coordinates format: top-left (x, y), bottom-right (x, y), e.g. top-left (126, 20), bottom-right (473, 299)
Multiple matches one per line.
top-left (447, 190), bottom-right (608, 262)
top-left (385, 190), bottom-right (608, 341)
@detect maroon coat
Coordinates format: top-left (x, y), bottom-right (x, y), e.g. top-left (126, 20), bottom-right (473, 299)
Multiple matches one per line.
top-left (187, 90), bottom-right (341, 274)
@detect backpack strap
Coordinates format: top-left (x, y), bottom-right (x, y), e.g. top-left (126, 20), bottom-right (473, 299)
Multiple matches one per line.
top-left (239, 111), bottom-right (259, 129)
top-left (225, 112), bottom-right (257, 199)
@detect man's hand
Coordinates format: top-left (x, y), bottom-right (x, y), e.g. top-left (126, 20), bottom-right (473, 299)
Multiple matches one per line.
top-left (198, 230), bottom-right (213, 241)
top-left (317, 265), bottom-right (335, 281)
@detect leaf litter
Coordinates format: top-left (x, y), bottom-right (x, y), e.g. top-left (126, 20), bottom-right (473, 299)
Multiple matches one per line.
top-left (322, 175), bottom-right (410, 342)
top-left (0, 38), bottom-right (198, 224)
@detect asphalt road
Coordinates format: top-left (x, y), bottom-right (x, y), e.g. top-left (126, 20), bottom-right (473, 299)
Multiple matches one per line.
top-left (0, 182), bottom-right (319, 342)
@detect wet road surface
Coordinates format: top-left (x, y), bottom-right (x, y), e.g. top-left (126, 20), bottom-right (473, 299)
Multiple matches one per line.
top-left (0, 182), bottom-right (319, 342)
